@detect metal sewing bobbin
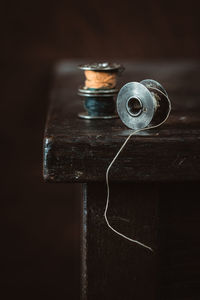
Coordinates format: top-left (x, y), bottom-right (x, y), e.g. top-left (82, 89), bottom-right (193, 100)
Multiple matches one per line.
top-left (117, 79), bottom-right (171, 129)
top-left (78, 62), bottom-right (124, 119)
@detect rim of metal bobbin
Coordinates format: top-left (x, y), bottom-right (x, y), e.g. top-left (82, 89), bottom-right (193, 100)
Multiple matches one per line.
top-left (117, 80), bottom-right (171, 130)
top-left (78, 87), bottom-right (119, 97)
top-left (78, 62), bottom-right (123, 72)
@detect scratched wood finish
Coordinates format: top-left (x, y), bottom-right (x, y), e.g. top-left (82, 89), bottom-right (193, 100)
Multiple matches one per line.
top-left (43, 61), bottom-right (200, 300)
top-left (82, 182), bottom-right (200, 300)
top-left (82, 183), bottom-right (158, 300)
top-left (43, 61), bottom-right (200, 183)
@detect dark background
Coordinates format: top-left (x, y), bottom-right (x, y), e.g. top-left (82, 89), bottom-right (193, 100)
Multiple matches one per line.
top-left (1, 0), bottom-right (200, 299)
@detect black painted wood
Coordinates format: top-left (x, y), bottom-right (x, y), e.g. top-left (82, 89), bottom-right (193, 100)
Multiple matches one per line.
top-left (43, 61), bottom-right (200, 300)
top-left (43, 61), bottom-right (200, 183)
top-left (81, 182), bottom-right (200, 300)
top-left (82, 183), bottom-right (158, 300)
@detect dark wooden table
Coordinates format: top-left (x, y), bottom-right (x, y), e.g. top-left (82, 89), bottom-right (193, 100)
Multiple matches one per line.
top-left (43, 61), bottom-right (200, 300)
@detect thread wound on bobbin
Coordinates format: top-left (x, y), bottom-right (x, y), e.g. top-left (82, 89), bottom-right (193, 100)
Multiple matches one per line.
top-left (117, 79), bottom-right (171, 130)
top-left (78, 62), bottom-right (124, 119)
top-left (84, 70), bottom-right (117, 89)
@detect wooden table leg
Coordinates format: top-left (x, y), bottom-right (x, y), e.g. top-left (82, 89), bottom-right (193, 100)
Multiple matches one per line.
top-left (81, 182), bottom-right (159, 300)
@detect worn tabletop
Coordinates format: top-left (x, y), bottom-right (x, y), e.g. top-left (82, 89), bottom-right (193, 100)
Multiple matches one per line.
top-left (43, 60), bottom-right (200, 182)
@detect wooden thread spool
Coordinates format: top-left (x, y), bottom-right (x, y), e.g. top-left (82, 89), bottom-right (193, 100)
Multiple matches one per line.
top-left (78, 62), bottom-right (124, 119)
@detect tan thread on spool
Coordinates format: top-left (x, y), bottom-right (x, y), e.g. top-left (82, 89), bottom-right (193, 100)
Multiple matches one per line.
top-left (84, 70), bottom-right (117, 89)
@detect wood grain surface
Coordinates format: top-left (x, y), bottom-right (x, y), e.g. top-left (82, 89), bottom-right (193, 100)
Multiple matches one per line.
top-left (82, 183), bottom-right (158, 300)
top-left (81, 182), bottom-right (200, 300)
top-left (44, 60), bottom-right (200, 182)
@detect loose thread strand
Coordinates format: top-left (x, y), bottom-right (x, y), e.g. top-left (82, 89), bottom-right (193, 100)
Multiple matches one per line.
top-left (104, 88), bottom-right (171, 252)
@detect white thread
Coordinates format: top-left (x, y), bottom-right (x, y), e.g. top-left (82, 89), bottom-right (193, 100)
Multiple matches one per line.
top-left (104, 88), bottom-right (171, 252)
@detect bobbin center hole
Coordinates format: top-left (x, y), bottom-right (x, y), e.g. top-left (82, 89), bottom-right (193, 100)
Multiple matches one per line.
top-left (126, 97), bottom-right (143, 117)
